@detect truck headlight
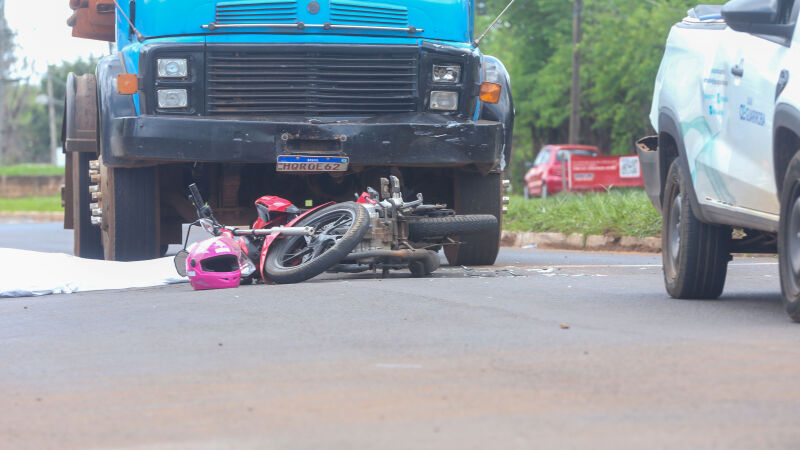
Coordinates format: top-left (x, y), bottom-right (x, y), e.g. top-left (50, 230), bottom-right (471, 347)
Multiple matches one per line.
top-left (157, 58), bottom-right (188, 78)
top-left (432, 64), bottom-right (461, 83)
top-left (430, 91), bottom-right (459, 111)
top-left (157, 89), bottom-right (188, 109)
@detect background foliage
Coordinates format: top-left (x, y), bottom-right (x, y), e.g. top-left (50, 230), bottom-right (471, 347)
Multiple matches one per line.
top-left (476, 0), bottom-right (724, 188)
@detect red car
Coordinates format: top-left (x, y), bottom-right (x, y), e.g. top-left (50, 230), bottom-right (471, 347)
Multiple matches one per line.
top-left (523, 145), bottom-right (600, 198)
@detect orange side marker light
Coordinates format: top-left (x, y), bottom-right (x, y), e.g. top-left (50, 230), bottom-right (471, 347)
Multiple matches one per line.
top-left (479, 82), bottom-right (501, 104)
top-left (117, 74), bottom-right (138, 95)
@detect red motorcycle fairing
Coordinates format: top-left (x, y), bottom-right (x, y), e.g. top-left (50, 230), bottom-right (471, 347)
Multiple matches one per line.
top-left (357, 191), bottom-right (377, 205)
top-left (258, 202), bottom-right (335, 281)
top-left (252, 196), bottom-right (298, 229)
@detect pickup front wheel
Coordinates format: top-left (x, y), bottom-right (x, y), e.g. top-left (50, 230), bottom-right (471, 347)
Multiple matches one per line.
top-left (662, 160), bottom-right (730, 299)
top-left (778, 153), bottom-right (800, 322)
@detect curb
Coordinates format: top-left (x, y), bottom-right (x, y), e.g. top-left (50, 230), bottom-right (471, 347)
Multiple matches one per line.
top-left (0, 213), bottom-right (662, 253)
top-left (501, 230), bottom-right (661, 253)
top-left (0, 212), bottom-right (65, 223)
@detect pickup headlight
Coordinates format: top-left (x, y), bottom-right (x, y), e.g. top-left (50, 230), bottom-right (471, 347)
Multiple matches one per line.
top-left (157, 89), bottom-right (188, 109)
top-left (157, 58), bottom-right (188, 78)
top-left (432, 64), bottom-right (461, 83)
top-left (430, 91), bottom-right (458, 111)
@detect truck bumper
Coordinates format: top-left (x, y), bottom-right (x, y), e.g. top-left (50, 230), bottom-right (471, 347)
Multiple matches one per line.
top-left (109, 113), bottom-right (504, 169)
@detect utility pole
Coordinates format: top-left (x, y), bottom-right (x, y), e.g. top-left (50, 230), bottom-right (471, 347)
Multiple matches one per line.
top-left (568, 0), bottom-right (582, 145)
top-left (0, 0), bottom-right (6, 166)
top-left (46, 68), bottom-right (58, 164)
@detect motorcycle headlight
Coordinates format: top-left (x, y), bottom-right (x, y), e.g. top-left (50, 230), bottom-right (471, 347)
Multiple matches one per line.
top-left (432, 64), bottom-right (461, 83)
top-left (157, 58), bottom-right (188, 78)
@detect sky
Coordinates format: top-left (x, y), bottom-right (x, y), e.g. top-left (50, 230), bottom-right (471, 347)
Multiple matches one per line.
top-left (5, 0), bottom-right (109, 80)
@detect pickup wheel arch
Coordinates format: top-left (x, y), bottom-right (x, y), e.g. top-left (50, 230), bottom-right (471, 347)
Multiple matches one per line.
top-left (657, 110), bottom-right (712, 224)
top-left (774, 103), bottom-right (800, 196)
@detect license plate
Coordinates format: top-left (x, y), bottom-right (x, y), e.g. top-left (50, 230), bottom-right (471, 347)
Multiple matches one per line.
top-left (276, 155), bottom-right (349, 172)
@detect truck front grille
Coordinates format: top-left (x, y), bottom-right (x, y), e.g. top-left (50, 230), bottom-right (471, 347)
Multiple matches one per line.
top-left (215, 1), bottom-right (298, 24)
top-left (206, 47), bottom-right (419, 116)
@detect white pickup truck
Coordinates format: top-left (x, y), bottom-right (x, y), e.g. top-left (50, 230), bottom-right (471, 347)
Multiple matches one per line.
top-left (637, 0), bottom-right (800, 320)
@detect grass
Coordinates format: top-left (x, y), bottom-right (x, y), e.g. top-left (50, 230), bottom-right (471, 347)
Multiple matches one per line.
top-left (505, 189), bottom-right (662, 238)
top-left (0, 164), bottom-right (64, 177)
top-left (0, 196), bottom-right (63, 212)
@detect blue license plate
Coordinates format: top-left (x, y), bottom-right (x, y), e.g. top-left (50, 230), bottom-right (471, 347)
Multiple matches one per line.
top-left (276, 155), bottom-right (349, 172)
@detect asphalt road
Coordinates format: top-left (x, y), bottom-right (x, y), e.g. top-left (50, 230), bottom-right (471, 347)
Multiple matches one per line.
top-left (1, 223), bottom-right (799, 449)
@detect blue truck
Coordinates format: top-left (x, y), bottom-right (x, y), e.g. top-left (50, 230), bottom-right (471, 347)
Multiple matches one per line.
top-left (62, 0), bottom-right (514, 264)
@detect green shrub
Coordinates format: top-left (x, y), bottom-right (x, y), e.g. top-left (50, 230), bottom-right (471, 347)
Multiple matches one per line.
top-left (0, 196), bottom-right (62, 212)
top-left (505, 189), bottom-right (661, 238)
top-left (0, 164), bottom-right (64, 177)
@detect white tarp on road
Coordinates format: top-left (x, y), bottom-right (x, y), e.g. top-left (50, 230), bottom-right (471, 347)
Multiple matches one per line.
top-left (0, 248), bottom-right (188, 298)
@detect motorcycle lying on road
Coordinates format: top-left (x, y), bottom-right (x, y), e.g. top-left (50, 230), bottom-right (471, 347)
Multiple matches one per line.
top-left (175, 177), bottom-right (498, 289)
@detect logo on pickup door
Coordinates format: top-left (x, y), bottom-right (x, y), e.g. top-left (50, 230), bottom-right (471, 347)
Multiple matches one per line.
top-left (739, 104), bottom-right (765, 126)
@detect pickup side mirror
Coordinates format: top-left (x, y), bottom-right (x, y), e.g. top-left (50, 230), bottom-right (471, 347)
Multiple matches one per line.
top-left (722, 0), bottom-right (794, 39)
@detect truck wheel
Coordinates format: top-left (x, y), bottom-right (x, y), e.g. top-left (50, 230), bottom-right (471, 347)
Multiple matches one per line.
top-left (71, 151), bottom-right (103, 259)
top-left (778, 152), bottom-right (800, 322)
top-left (101, 166), bottom-right (159, 261)
top-left (444, 171), bottom-right (502, 266)
top-left (662, 160), bottom-right (730, 299)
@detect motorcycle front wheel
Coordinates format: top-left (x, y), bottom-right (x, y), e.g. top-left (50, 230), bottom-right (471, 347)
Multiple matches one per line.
top-left (264, 202), bottom-right (370, 284)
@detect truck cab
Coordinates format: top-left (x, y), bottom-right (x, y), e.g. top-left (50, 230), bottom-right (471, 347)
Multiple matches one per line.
top-left (62, 0), bottom-right (514, 264)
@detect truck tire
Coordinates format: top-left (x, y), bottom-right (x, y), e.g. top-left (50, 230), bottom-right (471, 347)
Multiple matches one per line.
top-left (72, 151), bottom-right (103, 259)
top-left (265, 202), bottom-right (370, 284)
top-left (444, 171), bottom-right (502, 266)
top-left (778, 152), bottom-right (800, 322)
top-left (101, 166), bottom-right (159, 261)
top-left (408, 215), bottom-right (497, 240)
top-left (662, 160), bottom-right (730, 299)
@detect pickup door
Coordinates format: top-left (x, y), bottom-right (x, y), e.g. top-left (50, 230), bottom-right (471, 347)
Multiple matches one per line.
top-left (719, 3), bottom-right (800, 215)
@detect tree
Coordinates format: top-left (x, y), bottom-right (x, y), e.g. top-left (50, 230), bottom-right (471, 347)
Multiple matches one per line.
top-left (1, 57), bottom-right (97, 164)
top-left (0, 0), bottom-right (16, 165)
top-left (477, 0), bottom-right (725, 189)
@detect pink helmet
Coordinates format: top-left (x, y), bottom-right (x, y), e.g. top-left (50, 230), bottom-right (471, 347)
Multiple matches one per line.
top-left (185, 236), bottom-right (241, 290)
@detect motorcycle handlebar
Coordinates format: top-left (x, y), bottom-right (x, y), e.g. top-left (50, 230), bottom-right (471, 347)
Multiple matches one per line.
top-left (231, 226), bottom-right (314, 237)
top-left (188, 184), bottom-right (204, 210)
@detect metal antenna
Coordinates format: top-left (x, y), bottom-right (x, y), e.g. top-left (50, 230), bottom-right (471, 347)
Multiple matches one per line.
top-left (473, 0), bottom-right (518, 47)
top-left (112, 0), bottom-right (144, 42)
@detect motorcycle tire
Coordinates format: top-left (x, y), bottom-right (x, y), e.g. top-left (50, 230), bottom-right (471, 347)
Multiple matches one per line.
top-left (264, 202), bottom-right (370, 284)
top-left (408, 215), bottom-right (498, 240)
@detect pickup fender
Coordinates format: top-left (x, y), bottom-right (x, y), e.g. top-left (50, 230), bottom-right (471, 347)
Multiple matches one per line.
top-left (774, 103), bottom-right (800, 196)
top-left (96, 53), bottom-right (147, 168)
top-left (656, 109), bottom-right (712, 223)
top-left (479, 55), bottom-right (514, 172)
